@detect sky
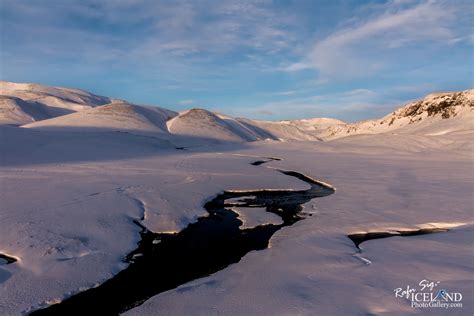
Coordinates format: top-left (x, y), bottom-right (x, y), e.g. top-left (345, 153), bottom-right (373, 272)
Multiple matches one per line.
top-left (1, 0), bottom-right (473, 121)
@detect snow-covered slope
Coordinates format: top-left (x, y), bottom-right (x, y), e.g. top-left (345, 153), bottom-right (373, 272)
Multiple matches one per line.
top-left (2, 81), bottom-right (473, 144)
top-left (0, 81), bottom-right (112, 125)
top-left (0, 81), bottom-right (111, 110)
top-left (2, 130), bottom-right (471, 315)
top-left (245, 117), bottom-right (346, 141)
top-left (167, 108), bottom-right (280, 142)
top-left (249, 91), bottom-right (474, 141)
top-left (0, 82), bottom-right (321, 142)
top-left (325, 89), bottom-right (474, 139)
top-left (239, 119), bottom-right (323, 141)
top-left (23, 102), bottom-right (177, 133)
top-left (282, 117), bottom-right (346, 133)
top-left (0, 96), bottom-right (52, 125)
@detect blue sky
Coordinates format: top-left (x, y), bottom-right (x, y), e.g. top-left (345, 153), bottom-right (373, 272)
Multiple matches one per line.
top-left (1, 0), bottom-right (472, 121)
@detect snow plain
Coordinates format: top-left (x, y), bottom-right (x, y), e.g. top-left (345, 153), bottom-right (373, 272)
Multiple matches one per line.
top-left (0, 83), bottom-right (473, 315)
top-left (124, 139), bottom-right (473, 316)
top-left (1, 128), bottom-right (472, 315)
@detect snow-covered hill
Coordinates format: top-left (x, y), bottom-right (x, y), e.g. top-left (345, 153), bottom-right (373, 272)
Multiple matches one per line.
top-left (324, 89), bottom-right (474, 139)
top-left (256, 117), bottom-right (345, 140)
top-left (0, 81), bottom-right (340, 142)
top-left (1, 81), bottom-right (472, 143)
top-left (282, 117), bottom-right (346, 131)
top-left (167, 109), bottom-right (277, 142)
top-left (0, 96), bottom-right (52, 125)
top-left (238, 119), bottom-right (322, 141)
top-left (24, 102), bottom-right (177, 133)
top-left (0, 81), bottom-right (112, 125)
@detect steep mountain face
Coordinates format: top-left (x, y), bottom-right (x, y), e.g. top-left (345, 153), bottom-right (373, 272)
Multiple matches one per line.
top-left (324, 89), bottom-right (474, 139)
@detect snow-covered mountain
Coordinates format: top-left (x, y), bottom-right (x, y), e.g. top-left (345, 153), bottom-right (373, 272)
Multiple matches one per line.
top-left (238, 119), bottom-right (322, 141)
top-left (0, 96), bottom-right (52, 125)
top-left (1, 81), bottom-right (472, 142)
top-left (284, 117), bottom-right (346, 130)
top-left (261, 117), bottom-right (345, 140)
top-left (0, 82), bottom-right (322, 142)
top-left (166, 109), bottom-right (322, 142)
top-left (24, 101), bottom-right (177, 133)
top-left (324, 89), bottom-right (474, 139)
top-left (0, 81), bottom-right (112, 125)
top-left (167, 109), bottom-right (277, 142)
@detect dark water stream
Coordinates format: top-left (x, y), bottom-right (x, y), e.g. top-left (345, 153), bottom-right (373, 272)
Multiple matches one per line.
top-left (30, 161), bottom-right (334, 315)
top-left (0, 253), bottom-right (16, 265)
top-left (348, 228), bottom-right (449, 249)
top-left (250, 157), bottom-right (281, 166)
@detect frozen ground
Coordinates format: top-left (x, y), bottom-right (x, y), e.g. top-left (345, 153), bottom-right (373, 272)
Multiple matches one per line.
top-left (0, 124), bottom-right (472, 315)
top-left (0, 82), bottom-right (472, 315)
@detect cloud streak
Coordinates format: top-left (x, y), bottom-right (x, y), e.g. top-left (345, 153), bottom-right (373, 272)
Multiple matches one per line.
top-left (178, 99), bottom-right (195, 105)
top-left (286, 0), bottom-right (467, 80)
top-left (235, 87), bottom-right (432, 122)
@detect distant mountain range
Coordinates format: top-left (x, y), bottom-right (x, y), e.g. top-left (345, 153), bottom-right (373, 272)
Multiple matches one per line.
top-left (1, 81), bottom-right (472, 142)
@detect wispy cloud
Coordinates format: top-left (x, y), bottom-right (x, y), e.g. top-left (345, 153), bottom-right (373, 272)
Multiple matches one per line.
top-left (285, 0), bottom-right (468, 81)
top-left (237, 87), bottom-right (423, 122)
top-left (275, 90), bottom-right (297, 96)
top-left (4, 1), bottom-right (295, 60)
top-left (178, 99), bottom-right (195, 105)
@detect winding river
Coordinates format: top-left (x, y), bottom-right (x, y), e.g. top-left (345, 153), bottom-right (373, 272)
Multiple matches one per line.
top-left (30, 161), bottom-right (335, 315)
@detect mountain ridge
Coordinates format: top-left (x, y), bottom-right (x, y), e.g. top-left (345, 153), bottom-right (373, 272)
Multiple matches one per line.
top-left (0, 81), bottom-right (472, 142)
top-left (322, 89), bottom-right (474, 139)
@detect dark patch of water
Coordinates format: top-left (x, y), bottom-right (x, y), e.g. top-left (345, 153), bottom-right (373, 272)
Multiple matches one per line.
top-left (0, 253), bottom-right (16, 265)
top-left (348, 228), bottom-right (449, 249)
top-left (31, 169), bottom-right (334, 315)
top-left (250, 157), bottom-right (281, 166)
